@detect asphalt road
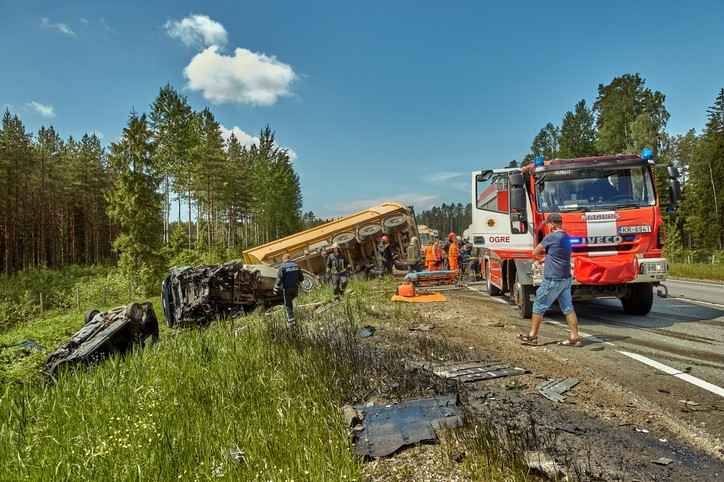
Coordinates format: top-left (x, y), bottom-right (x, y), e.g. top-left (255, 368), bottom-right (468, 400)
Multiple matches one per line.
top-left (665, 278), bottom-right (724, 305)
top-left (473, 278), bottom-right (724, 444)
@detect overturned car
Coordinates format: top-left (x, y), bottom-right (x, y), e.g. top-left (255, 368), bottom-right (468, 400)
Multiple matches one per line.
top-left (44, 303), bottom-right (159, 377)
top-left (161, 260), bottom-right (318, 328)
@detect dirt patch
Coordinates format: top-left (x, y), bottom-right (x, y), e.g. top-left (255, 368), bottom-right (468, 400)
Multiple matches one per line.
top-left (360, 290), bottom-right (724, 481)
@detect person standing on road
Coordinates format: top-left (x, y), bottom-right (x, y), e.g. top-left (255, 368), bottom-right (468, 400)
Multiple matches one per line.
top-left (327, 244), bottom-right (349, 300)
top-left (380, 235), bottom-right (395, 275)
top-left (406, 236), bottom-right (421, 273)
top-left (273, 254), bottom-right (303, 327)
top-left (447, 232), bottom-right (459, 271)
top-left (519, 213), bottom-right (581, 347)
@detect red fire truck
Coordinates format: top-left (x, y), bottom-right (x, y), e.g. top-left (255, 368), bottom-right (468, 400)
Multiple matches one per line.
top-left (471, 151), bottom-right (681, 318)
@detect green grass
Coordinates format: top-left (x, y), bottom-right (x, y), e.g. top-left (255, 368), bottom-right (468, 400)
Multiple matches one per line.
top-left (669, 262), bottom-right (724, 282)
top-left (0, 269), bottom-right (537, 481)
top-left (0, 317), bottom-right (361, 482)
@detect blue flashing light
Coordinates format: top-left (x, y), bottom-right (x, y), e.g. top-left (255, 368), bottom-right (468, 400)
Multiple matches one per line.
top-left (534, 155), bottom-right (545, 167)
top-left (569, 236), bottom-right (583, 245)
top-left (640, 147), bottom-right (654, 160)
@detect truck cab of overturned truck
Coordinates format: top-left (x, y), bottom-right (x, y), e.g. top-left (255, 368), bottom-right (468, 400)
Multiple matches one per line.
top-left (470, 149), bottom-right (681, 318)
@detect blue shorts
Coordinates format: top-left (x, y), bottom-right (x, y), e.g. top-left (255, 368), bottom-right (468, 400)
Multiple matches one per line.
top-left (532, 278), bottom-right (574, 315)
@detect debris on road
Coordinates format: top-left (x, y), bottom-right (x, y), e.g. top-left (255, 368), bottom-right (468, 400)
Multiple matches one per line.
top-left (652, 457), bottom-right (674, 466)
top-left (589, 345), bottom-right (605, 351)
top-left (536, 378), bottom-right (579, 403)
top-left (524, 451), bottom-right (567, 480)
top-left (409, 323), bottom-right (435, 332)
top-left (353, 395), bottom-right (462, 458)
top-left (44, 303), bottom-right (159, 377)
top-left (358, 325), bottom-right (376, 338)
top-left (409, 360), bottom-right (529, 383)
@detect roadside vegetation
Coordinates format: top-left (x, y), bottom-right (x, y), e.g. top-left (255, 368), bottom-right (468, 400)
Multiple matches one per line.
top-left (669, 262), bottom-right (724, 282)
top-left (1, 270), bottom-right (543, 481)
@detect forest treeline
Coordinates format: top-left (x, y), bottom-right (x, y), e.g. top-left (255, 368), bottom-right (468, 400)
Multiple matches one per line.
top-left (416, 203), bottom-right (472, 237)
top-left (0, 84), bottom-right (306, 286)
top-left (519, 74), bottom-right (724, 258)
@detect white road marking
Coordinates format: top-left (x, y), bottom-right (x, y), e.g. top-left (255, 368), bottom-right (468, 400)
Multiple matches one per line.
top-left (460, 286), bottom-right (724, 397)
top-left (466, 285), bottom-right (510, 304)
top-left (667, 278), bottom-right (724, 288)
top-left (670, 297), bottom-right (724, 310)
top-left (618, 351), bottom-right (724, 398)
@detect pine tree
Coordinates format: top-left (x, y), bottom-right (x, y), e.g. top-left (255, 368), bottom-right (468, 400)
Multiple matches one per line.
top-left (107, 112), bottom-right (164, 293)
top-left (523, 123), bottom-right (559, 164)
top-left (558, 100), bottom-right (597, 158)
top-left (594, 73), bottom-right (669, 155)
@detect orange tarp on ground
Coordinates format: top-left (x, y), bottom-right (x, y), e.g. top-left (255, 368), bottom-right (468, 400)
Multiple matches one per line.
top-left (390, 293), bottom-right (448, 303)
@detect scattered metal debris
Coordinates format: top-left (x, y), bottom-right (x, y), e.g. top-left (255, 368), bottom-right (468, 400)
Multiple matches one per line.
top-left (228, 446), bottom-right (246, 465)
top-left (679, 399), bottom-right (699, 407)
top-left (635, 428), bottom-right (650, 434)
top-left (162, 261), bottom-right (287, 327)
top-left (410, 360), bottom-right (529, 383)
top-left (44, 303), bottom-right (159, 377)
top-left (409, 323), bottom-right (435, 332)
top-left (524, 451), bottom-right (567, 480)
top-left (353, 395), bottom-right (462, 458)
top-left (536, 378), bottom-right (579, 403)
top-left (341, 405), bottom-right (361, 427)
top-left (652, 457), bottom-right (674, 466)
top-left (358, 325), bottom-right (376, 338)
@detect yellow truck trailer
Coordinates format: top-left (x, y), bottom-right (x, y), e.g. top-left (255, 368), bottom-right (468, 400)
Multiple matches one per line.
top-left (243, 202), bottom-right (418, 275)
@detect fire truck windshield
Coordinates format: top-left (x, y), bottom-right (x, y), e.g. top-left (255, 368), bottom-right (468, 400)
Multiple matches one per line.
top-left (536, 166), bottom-right (656, 212)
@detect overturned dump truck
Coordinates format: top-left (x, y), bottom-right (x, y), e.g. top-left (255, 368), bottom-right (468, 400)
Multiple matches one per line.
top-left (161, 261), bottom-right (317, 327)
top-left (44, 303), bottom-right (159, 377)
top-left (243, 202), bottom-right (419, 276)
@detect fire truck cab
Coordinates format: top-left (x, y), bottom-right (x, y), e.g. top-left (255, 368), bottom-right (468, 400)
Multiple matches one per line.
top-left (471, 151), bottom-right (680, 318)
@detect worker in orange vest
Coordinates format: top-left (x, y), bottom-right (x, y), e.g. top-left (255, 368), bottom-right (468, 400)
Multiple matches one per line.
top-left (447, 232), bottom-right (459, 271)
top-left (431, 240), bottom-right (443, 271)
top-left (424, 243), bottom-right (435, 271)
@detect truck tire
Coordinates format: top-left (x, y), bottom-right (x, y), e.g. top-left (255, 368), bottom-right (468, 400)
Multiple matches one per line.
top-left (514, 281), bottom-right (534, 319)
top-left (621, 283), bottom-right (654, 315)
top-left (485, 261), bottom-right (502, 296)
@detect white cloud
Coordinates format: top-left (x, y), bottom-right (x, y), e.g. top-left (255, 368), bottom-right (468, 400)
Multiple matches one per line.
top-left (40, 17), bottom-right (76, 37)
top-left (219, 124), bottom-right (297, 162)
top-left (184, 46), bottom-right (296, 106)
top-left (165, 14), bottom-right (227, 48)
top-left (333, 193), bottom-right (439, 215)
top-left (28, 101), bottom-right (55, 118)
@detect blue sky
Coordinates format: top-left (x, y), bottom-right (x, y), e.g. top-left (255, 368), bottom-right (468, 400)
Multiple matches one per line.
top-left (3, 1), bottom-right (723, 217)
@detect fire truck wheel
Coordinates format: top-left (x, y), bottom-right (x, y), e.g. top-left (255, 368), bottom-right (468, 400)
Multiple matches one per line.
top-left (485, 262), bottom-right (502, 296)
top-left (514, 282), bottom-right (533, 319)
top-left (621, 283), bottom-right (654, 315)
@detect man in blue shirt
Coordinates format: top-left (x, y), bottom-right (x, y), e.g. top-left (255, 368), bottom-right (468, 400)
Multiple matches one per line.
top-left (274, 254), bottom-right (303, 326)
top-left (519, 213), bottom-right (581, 346)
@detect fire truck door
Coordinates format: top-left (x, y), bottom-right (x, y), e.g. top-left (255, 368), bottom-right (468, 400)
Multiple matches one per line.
top-left (472, 171), bottom-right (533, 251)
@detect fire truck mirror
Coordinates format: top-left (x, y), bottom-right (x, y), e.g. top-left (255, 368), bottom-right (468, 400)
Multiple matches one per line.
top-left (509, 172), bottom-right (524, 187)
top-left (510, 186), bottom-right (526, 213)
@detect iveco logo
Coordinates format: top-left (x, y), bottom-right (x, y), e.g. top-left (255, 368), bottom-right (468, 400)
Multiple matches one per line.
top-left (582, 235), bottom-right (622, 245)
